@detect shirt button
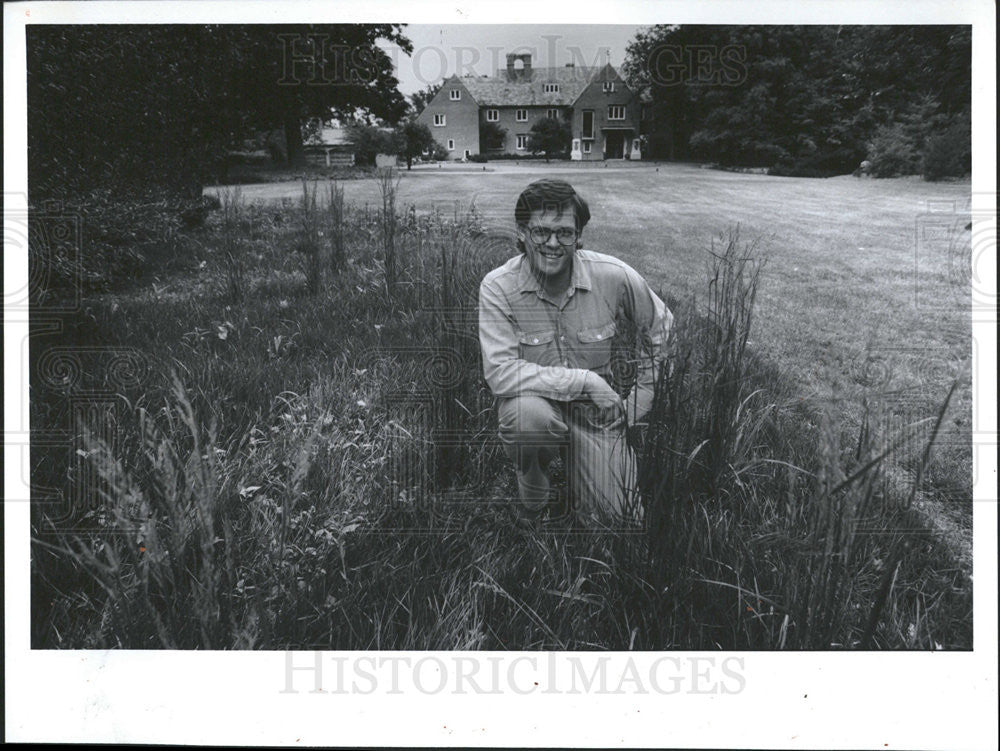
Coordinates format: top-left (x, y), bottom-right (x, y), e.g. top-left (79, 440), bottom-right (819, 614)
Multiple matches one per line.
top-left (560, 335), bottom-right (565, 341)
top-left (532, 337), bottom-right (538, 344)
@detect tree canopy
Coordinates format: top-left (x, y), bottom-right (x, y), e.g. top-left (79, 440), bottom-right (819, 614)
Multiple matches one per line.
top-left (27, 24), bottom-right (413, 198)
top-left (397, 121), bottom-right (439, 170)
top-left (528, 117), bottom-right (572, 162)
top-left (408, 83), bottom-right (443, 117)
top-left (624, 25), bottom-right (971, 177)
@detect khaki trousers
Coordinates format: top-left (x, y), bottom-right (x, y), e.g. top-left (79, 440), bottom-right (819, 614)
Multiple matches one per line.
top-left (497, 395), bottom-right (640, 523)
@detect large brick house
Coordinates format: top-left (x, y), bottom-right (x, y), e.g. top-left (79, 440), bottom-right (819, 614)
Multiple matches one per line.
top-left (416, 52), bottom-right (641, 161)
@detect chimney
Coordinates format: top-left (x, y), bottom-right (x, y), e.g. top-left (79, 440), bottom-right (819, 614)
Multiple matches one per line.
top-left (505, 52), bottom-right (532, 81)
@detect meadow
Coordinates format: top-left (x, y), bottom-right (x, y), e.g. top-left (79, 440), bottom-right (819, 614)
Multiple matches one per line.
top-left (30, 163), bottom-right (972, 649)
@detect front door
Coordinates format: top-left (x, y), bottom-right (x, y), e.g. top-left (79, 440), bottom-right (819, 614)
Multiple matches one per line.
top-left (603, 131), bottom-right (625, 159)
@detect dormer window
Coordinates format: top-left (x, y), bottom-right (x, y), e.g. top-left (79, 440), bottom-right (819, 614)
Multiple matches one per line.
top-left (543, 83), bottom-right (559, 93)
top-left (602, 81), bottom-right (615, 93)
top-left (449, 89), bottom-right (461, 101)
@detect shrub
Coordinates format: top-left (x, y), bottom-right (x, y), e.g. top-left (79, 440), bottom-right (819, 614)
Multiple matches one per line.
top-left (867, 94), bottom-right (949, 178)
top-left (479, 121), bottom-right (507, 152)
top-left (527, 117), bottom-right (572, 162)
top-left (467, 154), bottom-right (488, 163)
top-left (922, 116), bottom-right (971, 181)
top-left (346, 123), bottom-right (400, 167)
top-left (866, 123), bottom-right (921, 177)
top-left (430, 142), bottom-right (450, 161)
top-left (28, 188), bottom-right (217, 300)
top-left (488, 153), bottom-right (551, 161)
top-left (769, 147), bottom-right (865, 178)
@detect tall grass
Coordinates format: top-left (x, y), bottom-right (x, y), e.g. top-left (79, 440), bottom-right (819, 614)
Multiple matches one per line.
top-left (218, 186), bottom-right (247, 302)
top-left (636, 232), bottom-right (967, 648)
top-left (298, 180), bottom-right (325, 295)
top-left (327, 179), bottom-right (346, 273)
top-left (29, 179), bottom-right (971, 650)
top-left (377, 167), bottom-right (401, 298)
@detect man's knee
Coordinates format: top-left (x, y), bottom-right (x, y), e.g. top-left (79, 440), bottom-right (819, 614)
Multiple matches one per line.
top-left (497, 396), bottom-right (567, 445)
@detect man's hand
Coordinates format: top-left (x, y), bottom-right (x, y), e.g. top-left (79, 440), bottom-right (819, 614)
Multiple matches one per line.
top-left (582, 372), bottom-right (625, 429)
top-left (583, 371), bottom-right (623, 409)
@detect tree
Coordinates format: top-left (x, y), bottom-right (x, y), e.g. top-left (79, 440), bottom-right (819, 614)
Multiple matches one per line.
top-left (26, 24), bottom-right (414, 199)
top-left (217, 25), bottom-right (413, 166)
top-left (623, 25), bottom-right (970, 176)
top-left (346, 123), bottom-right (400, 166)
top-left (528, 117), bottom-right (571, 162)
top-left (479, 121), bottom-right (508, 152)
top-left (408, 83), bottom-right (443, 116)
top-left (28, 26), bottom-right (232, 198)
top-left (396, 121), bottom-right (439, 170)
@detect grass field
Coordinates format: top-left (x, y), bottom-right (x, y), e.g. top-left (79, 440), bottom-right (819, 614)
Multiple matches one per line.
top-left (30, 163), bottom-right (973, 649)
top-left (223, 163), bottom-right (974, 556)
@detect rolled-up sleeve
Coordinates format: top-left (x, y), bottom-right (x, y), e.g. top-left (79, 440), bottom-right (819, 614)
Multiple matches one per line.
top-left (621, 265), bottom-right (673, 423)
top-left (478, 278), bottom-right (591, 401)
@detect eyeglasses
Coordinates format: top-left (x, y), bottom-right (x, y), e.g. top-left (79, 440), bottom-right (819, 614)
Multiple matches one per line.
top-left (527, 226), bottom-right (578, 246)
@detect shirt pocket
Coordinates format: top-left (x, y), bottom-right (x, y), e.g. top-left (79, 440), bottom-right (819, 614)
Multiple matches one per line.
top-left (576, 321), bottom-right (616, 369)
top-left (518, 330), bottom-right (558, 366)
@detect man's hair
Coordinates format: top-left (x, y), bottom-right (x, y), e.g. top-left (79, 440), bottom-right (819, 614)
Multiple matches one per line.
top-left (514, 178), bottom-right (591, 231)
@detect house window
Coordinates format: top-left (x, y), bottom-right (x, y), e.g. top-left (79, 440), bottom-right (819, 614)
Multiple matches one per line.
top-left (447, 139), bottom-right (455, 151)
top-left (543, 83), bottom-right (559, 93)
top-left (434, 114), bottom-right (446, 127)
top-left (608, 105), bottom-right (625, 120)
top-left (450, 89), bottom-right (461, 101)
top-left (516, 134), bottom-right (528, 150)
top-left (486, 109), bottom-right (499, 122)
top-left (582, 110), bottom-right (594, 138)
top-left (516, 109), bottom-right (528, 122)
top-left (602, 81), bottom-right (615, 93)
top-left (583, 142), bottom-right (591, 154)
top-left (547, 108), bottom-right (559, 120)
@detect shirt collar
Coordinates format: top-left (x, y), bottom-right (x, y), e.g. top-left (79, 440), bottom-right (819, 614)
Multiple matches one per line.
top-left (515, 251), bottom-right (593, 294)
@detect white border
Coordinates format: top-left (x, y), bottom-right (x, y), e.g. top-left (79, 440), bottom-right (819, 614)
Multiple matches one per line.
top-left (4, 1), bottom-right (997, 747)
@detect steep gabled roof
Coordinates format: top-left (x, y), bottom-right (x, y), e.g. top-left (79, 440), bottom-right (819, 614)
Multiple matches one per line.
top-left (459, 65), bottom-right (605, 107)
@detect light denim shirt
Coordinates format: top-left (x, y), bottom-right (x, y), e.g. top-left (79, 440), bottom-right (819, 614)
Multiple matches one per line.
top-left (478, 249), bottom-right (673, 423)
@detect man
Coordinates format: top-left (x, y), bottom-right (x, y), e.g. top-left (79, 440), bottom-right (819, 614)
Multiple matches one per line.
top-left (478, 178), bottom-right (673, 524)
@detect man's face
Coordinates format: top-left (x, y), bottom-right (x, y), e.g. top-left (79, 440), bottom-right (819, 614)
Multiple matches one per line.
top-left (521, 208), bottom-right (580, 282)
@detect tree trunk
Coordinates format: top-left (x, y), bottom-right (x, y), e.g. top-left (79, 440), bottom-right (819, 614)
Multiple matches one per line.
top-left (283, 112), bottom-right (304, 166)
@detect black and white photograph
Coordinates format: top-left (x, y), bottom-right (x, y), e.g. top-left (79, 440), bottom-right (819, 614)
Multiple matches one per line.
top-left (4, 0), bottom-right (997, 747)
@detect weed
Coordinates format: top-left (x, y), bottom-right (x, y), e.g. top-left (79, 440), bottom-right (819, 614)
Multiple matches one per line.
top-left (30, 190), bottom-right (971, 650)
